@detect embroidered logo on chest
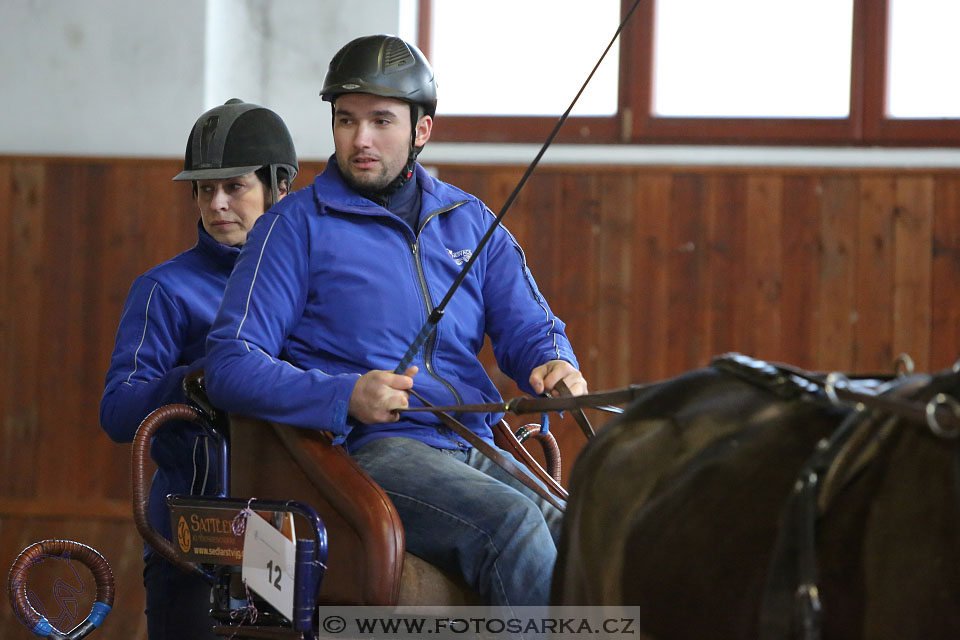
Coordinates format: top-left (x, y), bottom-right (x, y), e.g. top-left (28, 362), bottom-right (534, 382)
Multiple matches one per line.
top-left (447, 248), bottom-right (473, 266)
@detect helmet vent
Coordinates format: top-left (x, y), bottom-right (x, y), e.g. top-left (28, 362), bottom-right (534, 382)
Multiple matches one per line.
top-left (382, 38), bottom-right (415, 73)
top-left (199, 116), bottom-right (220, 166)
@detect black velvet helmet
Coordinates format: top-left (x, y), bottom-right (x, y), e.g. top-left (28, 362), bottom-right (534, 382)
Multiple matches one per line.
top-left (173, 99), bottom-right (298, 201)
top-left (320, 34), bottom-right (437, 117)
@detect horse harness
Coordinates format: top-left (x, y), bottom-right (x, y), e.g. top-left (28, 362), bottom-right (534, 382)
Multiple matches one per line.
top-left (713, 354), bottom-right (960, 640)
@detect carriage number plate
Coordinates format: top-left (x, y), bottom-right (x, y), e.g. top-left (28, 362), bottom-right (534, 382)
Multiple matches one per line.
top-left (242, 510), bottom-right (295, 621)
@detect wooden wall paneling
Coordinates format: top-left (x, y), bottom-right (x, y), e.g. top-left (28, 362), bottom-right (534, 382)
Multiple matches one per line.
top-left (743, 175), bottom-right (784, 361)
top-left (667, 173), bottom-right (706, 373)
top-left (0, 161), bottom-right (9, 358)
top-left (779, 175), bottom-right (822, 369)
top-left (855, 176), bottom-right (897, 372)
top-left (0, 161), bottom-right (11, 488)
top-left (931, 176), bottom-right (960, 370)
top-left (630, 172), bottom-right (673, 382)
top-left (555, 172), bottom-right (601, 381)
top-left (8, 157), bottom-right (960, 636)
top-left (595, 171), bottom-right (635, 391)
top-left (818, 176), bottom-right (860, 371)
top-left (4, 161), bottom-right (45, 500)
top-left (893, 176), bottom-right (934, 370)
top-left (703, 173), bottom-right (747, 360)
top-left (35, 163), bottom-right (94, 501)
top-left (78, 163), bottom-right (116, 501)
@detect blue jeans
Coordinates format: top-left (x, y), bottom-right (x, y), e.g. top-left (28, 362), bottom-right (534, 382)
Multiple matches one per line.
top-left (350, 436), bottom-right (564, 607)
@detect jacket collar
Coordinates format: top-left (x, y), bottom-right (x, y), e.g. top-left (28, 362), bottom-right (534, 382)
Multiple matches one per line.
top-left (195, 219), bottom-right (241, 267)
top-left (313, 156), bottom-right (442, 217)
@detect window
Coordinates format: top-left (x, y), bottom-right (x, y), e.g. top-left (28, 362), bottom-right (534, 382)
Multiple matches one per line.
top-left (428, 0), bottom-right (620, 116)
top-left (418, 0), bottom-right (960, 145)
top-left (651, 0), bottom-right (853, 118)
top-left (885, 0), bottom-right (960, 118)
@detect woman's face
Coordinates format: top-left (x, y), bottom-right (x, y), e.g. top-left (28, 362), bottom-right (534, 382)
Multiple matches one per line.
top-left (195, 172), bottom-right (270, 247)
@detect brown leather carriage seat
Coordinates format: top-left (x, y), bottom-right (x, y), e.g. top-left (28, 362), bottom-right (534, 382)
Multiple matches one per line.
top-left (228, 412), bottom-right (564, 606)
top-left (186, 369), bottom-right (564, 607)
top-left (228, 414), bottom-right (482, 606)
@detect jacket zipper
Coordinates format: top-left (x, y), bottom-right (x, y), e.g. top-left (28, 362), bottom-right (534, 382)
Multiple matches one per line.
top-left (409, 200), bottom-right (468, 408)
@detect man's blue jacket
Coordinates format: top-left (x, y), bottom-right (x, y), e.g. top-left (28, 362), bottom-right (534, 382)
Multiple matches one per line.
top-left (205, 159), bottom-right (578, 453)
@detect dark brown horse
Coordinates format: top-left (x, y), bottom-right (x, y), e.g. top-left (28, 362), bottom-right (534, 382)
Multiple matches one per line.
top-left (553, 354), bottom-right (960, 640)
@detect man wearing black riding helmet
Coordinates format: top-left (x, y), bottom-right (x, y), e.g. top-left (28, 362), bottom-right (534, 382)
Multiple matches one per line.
top-left (206, 36), bottom-right (587, 607)
top-left (100, 99), bottom-right (297, 639)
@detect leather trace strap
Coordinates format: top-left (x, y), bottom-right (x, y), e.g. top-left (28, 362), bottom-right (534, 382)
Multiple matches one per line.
top-left (408, 389), bottom-right (567, 512)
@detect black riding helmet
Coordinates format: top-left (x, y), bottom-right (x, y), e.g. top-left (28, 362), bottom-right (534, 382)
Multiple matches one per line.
top-left (173, 98), bottom-right (298, 205)
top-left (320, 35), bottom-right (437, 194)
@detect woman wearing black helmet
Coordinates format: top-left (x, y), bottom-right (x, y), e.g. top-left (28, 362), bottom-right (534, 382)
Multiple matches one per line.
top-left (100, 99), bottom-right (297, 639)
top-left (205, 36), bottom-right (587, 607)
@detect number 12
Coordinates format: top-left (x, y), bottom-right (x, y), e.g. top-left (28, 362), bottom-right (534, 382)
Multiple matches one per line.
top-left (265, 559), bottom-right (282, 590)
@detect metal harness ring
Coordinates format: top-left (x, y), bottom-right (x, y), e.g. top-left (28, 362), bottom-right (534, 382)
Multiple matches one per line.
top-left (924, 393), bottom-right (960, 439)
top-left (824, 372), bottom-right (849, 407)
top-left (894, 353), bottom-right (915, 377)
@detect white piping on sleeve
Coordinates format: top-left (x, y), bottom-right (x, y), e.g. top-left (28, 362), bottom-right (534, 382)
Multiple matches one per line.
top-left (235, 216), bottom-right (282, 350)
top-left (125, 282), bottom-right (159, 384)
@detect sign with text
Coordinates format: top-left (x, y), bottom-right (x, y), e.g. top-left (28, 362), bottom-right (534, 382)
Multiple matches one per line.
top-left (168, 503), bottom-right (244, 566)
top-left (242, 509), bottom-right (296, 621)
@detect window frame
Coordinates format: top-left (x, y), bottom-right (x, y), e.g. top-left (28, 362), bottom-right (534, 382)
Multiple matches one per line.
top-left (418, 0), bottom-right (960, 146)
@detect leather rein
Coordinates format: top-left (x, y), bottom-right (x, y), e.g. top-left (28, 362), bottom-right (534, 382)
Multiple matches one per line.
top-left (405, 353), bottom-right (960, 441)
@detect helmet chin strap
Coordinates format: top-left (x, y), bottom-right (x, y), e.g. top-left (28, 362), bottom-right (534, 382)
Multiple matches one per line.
top-left (269, 165), bottom-right (280, 206)
top-left (382, 142), bottom-right (421, 193)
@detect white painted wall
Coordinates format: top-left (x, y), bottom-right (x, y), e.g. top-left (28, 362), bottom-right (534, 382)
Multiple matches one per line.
top-left (201, 0), bottom-right (405, 161)
top-left (1, 0), bottom-right (206, 156)
top-left (0, 0), bottom-right (401, 160)
top-left (2, 0), bottom-right (959, 167)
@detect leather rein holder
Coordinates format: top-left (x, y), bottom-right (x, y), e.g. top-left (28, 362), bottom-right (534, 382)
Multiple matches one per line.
top-left (555, 379), bottom-right (596, 439)
top-left (407, 388), bottom-right (568, 512)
